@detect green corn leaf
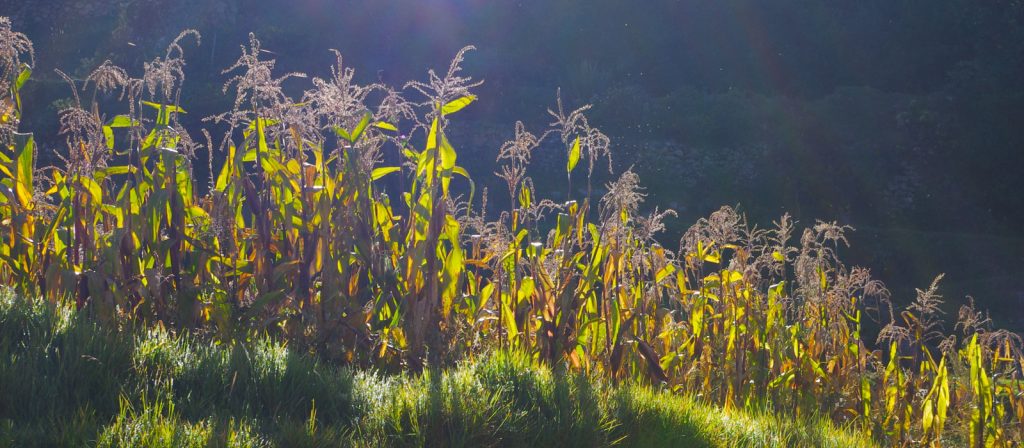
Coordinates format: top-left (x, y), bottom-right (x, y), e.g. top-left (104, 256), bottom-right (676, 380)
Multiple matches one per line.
top-left (502, 292), bottom-right (518, 340)
top-left (415, 147), bottom-right (435, 183)
top-left (567, 136), bottom-right (581, 174)
top-left (809, 358), bottom-right (826, 379)
top-left (14, 182), bottom-right (32, 209)
top-left (242, 147), bottom-right (257, 163)
top-left (14, 133), bottom-right (33, 193)
top-left (884, 343), bottom-right (900, 415)
top-left (936, 358), bottom-right (949, 433)
top-left (769, 371), bottom-right (796, 390)
top-left (518, 184), bottom-right (532, 209)
top-left (141, 101), bottom-right (186, 114)
top-left (79, 176), bottom-right (103, 206)
top-left (439, 134), bottom-right (456, 196)
top-left (441, 95), bottom-right (476, 115)
top-left (517, 276), bottom-right (536, 304)
top-left (333, 126), bottom-right (351, 142)
top-left (554, 213), bottom-right (569, 245)
top-left (285, 159), bottom-right (301, 175)
top-left (690, 302), bottom-right (705, 337)
top-left (439, 133), bottom-right (456, 171)
top-left (107, 115), bottom-right (140, 128)
top-left (129, 188), bottom-right (141, 214)
top-left (257, 117), bottom-right (270, 154)
top-left (15, 65), bottom-right (31, 91)
top-left (478, 283), bottom-right (495, 316)
top-left (441, 243), bottom-right (464, 319)
top-left (373, 121), bottom-right (398, 131)
top-left (142, 101), bottom-right (186, 127)
top-left (103, 126), bottom-right (115, 149)
top-left (426, 117), bottom-right (439, 151)
top-left (350, 111), bottom-right (372, 142)
top-left (102, 203), bottom-right (125, 225)
top-left (724, 270), bottom-right (743, 284)
top-left (860, 375), bottom-right (871, 417)
top-left (675, 271), bottom-right (688, 296)
top-left (141, 130), bottom-right (157, 150)
top-left (922, 399), bottom-right (934, 434)
top-left (114, 182), bottom-right (130, 203)
top-left (101, 165), bottom-right (134, 177)
top-left (371, 166), bottom-right (401, 181)
top-left (655, 263), bottom-right (675, 284)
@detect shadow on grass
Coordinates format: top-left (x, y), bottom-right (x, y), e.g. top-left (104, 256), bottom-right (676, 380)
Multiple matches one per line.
top-left (0, 294), bottom-right (874, 447)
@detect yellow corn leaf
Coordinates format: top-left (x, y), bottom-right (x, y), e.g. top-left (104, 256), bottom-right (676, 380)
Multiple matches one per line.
top-left (441, 95), bottom-right (476, 115)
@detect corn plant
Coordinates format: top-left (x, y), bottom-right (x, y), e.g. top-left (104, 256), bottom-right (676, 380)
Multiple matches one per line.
top-left (0, 17), bottom-right (1023, 446)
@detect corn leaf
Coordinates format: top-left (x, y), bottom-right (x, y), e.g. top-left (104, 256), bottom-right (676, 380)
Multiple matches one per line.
top-left (107, 115), bottom-right (140, 128)
top-left (15, 65), bottom-right (31, 91)
top-left (441, 95), bottom-right (476, 115)
top-left (374, 121), bottom-right (398, 131)
top-left (106, 127), bottom-right (124, 153)
top-left (655, 263), bottom-right (675, 284)
top-left (14, 182), bottom-right (32, 209)
top-left (14, 133), bottom-right (33, 192)
top-left (350, 111), bottom-right (372, 142)
top-left (79, 176), bottom-right (103, 206)
top-left (141, 101), bottom-right (186, 114)
top-left (567, 136), bottom-right (581, 174)
top-left (371, 166), bottom-right (401, 181)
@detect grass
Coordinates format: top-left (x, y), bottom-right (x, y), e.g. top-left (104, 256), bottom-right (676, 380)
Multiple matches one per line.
top-left (0, 291), bottom-right (873, 447)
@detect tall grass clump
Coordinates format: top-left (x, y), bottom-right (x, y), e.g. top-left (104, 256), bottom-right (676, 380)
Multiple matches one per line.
top-left (0, 288), bottom-right (356, 446)
top-left (0, 17), bottom-right (1021, 445)
top-left (332, 350), bottom-right (874, 448)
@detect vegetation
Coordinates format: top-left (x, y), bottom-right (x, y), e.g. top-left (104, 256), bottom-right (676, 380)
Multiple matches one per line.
top-left (0, 17), bottom-right (1022, 446)
top-left (10, 0), bottom-right (1024, 322)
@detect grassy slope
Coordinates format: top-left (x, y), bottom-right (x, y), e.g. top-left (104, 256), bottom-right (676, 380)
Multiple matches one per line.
top-left (0, 292), bottom-right (873, 447)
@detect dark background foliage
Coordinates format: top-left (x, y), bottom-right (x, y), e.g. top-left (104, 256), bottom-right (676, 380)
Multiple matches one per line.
top-left (5, 0), bottom-right (1024, 328)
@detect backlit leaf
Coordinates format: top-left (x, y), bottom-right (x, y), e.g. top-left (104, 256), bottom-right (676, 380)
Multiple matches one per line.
top-left (371, 166), bottom-right (401, 181)
top-left (107, 115), bottom-right (140, 128)
top-left (441, 95), bottom-right (476, 115)
top-left (350, 111), bottom-right (372, 142)
top-left (103, 126), bottom-right (115, 149)
top-left (567, 136), bottom-right (581, 174)
top-left (15, 65), bottom-right (30, 91)
top-left (373, 121), bottom-right (398, 132)
top-left (655, 263), bottom-right (675, 284)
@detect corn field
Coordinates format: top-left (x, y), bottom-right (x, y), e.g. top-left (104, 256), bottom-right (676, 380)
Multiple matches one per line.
top-left (1, 19), bottom-right (1022, 446)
